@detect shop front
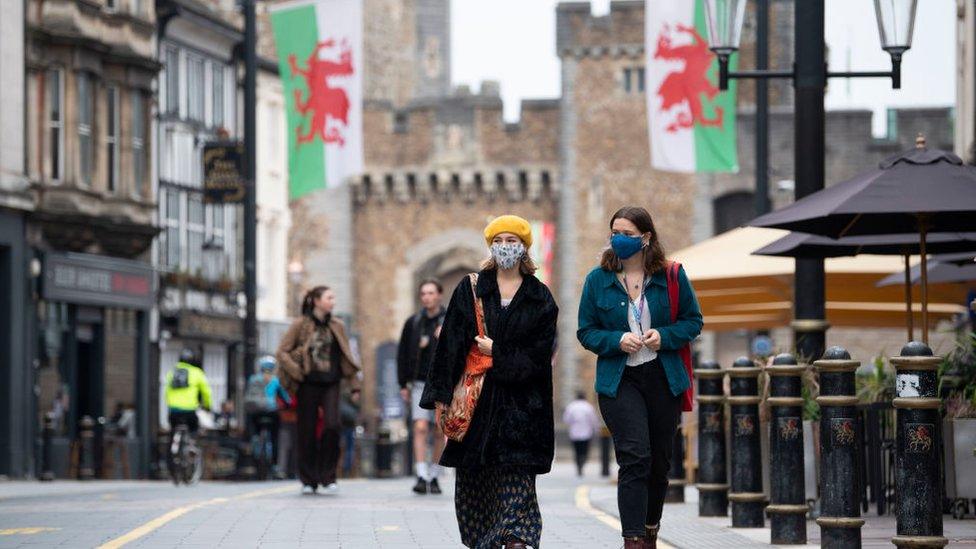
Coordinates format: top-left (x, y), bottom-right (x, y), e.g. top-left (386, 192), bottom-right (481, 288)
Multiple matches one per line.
top-left (35, 252), bottom-right (153, 478)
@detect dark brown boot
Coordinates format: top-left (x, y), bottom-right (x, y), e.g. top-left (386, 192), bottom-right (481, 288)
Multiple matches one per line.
top-left (504, 538), bottom-right (527, 549)
top-left (623, 536), bottom-right (644, 549)
top-left (644, 524), bottom-right (660, 549)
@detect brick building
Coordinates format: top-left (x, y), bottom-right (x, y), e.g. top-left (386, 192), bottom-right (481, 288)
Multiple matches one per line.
top-left (291, 0), bottom-right (957, 424)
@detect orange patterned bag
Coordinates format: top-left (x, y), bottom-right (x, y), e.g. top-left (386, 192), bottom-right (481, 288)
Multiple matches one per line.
top-left (439, 273), bottom-right (492, 442)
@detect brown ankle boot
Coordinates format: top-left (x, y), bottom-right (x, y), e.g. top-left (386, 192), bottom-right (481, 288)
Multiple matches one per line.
top-left (644, 524), bottom-right (660, 549)
top-left (623, 536), bottom-right (644, 549)
top-left (505, 538), bottom-right (527, 549)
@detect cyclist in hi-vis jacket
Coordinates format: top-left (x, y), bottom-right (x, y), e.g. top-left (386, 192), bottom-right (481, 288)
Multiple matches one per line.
top-left (165, 348), bottom-right (213, 432)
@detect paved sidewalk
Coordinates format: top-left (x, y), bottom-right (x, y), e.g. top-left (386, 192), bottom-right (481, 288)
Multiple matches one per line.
top-left (589, 483), bottom-right (976, 549)
top-left (0, 463), bottom-right (624, 548)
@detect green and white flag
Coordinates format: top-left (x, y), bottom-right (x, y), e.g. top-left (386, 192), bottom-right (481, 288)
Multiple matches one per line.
top-left (645, 0), bottom-right (738, 173)
top-left (271, 0), bottom-right (362, 200)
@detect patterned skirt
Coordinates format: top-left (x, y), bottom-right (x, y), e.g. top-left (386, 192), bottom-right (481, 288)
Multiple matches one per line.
top-left (455, 467), bottom-right (542, 548)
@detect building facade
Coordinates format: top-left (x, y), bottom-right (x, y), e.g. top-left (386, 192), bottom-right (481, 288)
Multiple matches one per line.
top-left (24, 0), bottom-right (159, 476)
top-left (155, 0), bottom-right (244, 430)
top-left (0, 0), bottom-right (34, 478)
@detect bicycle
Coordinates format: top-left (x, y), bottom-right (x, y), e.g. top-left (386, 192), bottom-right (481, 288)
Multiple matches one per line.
top-left (250, 414), bottom-right (276, 481)
top-left (169, 422), bottom-right (203, 485)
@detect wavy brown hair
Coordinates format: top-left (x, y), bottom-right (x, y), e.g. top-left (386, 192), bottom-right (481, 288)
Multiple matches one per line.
top-left (600, 206), bottom-right (667, 275)
top-left (301, 285), bottom-right (331, 317)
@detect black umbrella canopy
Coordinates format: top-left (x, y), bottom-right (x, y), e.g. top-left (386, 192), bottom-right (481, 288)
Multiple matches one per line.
top-left (750, 140), bottom-right (976, 237)
top-left (878, 258), bottom-right (976, 287)
top-left (753, 232), bottom-right (976, 259)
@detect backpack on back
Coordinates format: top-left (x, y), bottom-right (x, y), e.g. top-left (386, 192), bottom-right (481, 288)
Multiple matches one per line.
top-left (244, 376), bottom-right (270, 413)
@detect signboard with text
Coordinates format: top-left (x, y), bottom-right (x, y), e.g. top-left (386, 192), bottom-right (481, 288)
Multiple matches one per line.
top-left (202, 141), bottom-right (246, 203)
top-left (42, 252), bottom-right (153, 309)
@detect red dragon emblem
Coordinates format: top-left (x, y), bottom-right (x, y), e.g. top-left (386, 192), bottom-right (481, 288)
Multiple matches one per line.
top-left (288, 39), bottom-right (353, 146)
top-left (654, 23), bottom-right (724, 133)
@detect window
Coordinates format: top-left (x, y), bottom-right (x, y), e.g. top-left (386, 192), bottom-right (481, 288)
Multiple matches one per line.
top-left (77, 73), bottom-right (94, 186)
top-left (130, 0), bottom-right (140, 16)
top-left (106, 86), bottom-right (119, 192)
top-left (187, 56), bottom-right (205, 122)
top-left (46, 68), bottom-right (64, 182)
top-left (165, 48), bottom-right (179, 115)
top-left (212, 65), bottom-right (224, 129)
top-left (106, 0), bottom-right (116, 10)
top-left (131, 92), bottom-right (146, 197)
top-left (623, 67), bottom-right (645, 94)
top-left (187, 195), bottom-right (204, 274)
top-left (164, 190), bottom-right (181, 267)
top-left (713, 191), bottom-right (754, 234)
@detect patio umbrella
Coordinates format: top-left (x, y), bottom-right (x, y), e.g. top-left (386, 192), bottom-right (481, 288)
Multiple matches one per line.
top-left (753, 232), bottom-right (976, 340)
top-left (877, 256), bottom-right (976, 287)
top-left (749, 135), bottom-right (976, 342)
top-left (672, 227), bottom-right (968, 331)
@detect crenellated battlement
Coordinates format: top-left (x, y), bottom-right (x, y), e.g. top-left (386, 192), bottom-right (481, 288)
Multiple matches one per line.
top-left (353, 167), bottom-right (557, 206)
top-left (364, 81), bottom-right (560, 174)
top-left (556, 1), bottom-right (645, 59)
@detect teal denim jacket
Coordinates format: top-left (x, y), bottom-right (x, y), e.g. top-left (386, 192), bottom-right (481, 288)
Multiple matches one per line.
top-left (577, 265), bottom-right (703, 398)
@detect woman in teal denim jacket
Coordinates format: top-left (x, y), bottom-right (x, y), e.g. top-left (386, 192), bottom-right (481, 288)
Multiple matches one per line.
top-left (577, 207), bottom-right (703, 549)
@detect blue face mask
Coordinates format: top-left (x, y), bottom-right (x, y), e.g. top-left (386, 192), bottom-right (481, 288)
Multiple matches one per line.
top-left (611, 234), bottom-right (645, 259)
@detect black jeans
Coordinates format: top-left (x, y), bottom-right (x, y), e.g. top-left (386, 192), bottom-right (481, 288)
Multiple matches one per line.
top-left (572, 439), bottom-right (591, 476)
top-left (296, 381), bottom-right (341, 487)
top-left (598, 359), bottom-right (681, 538)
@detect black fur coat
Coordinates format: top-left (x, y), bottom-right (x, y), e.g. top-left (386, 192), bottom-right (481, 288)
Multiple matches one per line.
top-left (420, 269), bottom-right (558, 474)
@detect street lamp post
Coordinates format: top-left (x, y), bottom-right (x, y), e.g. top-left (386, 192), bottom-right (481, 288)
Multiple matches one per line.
top-left (703, 0), bottom-right (919, 361)
top-left (242, 0), bottom-right (258, 378)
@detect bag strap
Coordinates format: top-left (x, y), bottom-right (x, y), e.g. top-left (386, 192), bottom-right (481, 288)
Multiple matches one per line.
top-left (468, 273), bottom-right (487, 338)
top-left (667, 261), bottom-right (681, 324)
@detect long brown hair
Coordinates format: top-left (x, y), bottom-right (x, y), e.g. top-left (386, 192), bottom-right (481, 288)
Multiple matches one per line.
top-left (301, 286), bottom-right (331, 317)
top-left (600, 206), bottom-right (667, 274)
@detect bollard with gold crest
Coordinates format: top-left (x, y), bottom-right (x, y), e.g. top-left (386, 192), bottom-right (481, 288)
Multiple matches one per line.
top-left (695, 360), bottom-right (728, 517)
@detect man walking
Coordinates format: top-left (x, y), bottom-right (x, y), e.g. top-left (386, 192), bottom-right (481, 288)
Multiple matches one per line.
top-left (563, 391), bottom-right (601, 477)
top-left (398, 279), bottom-right (447, 494)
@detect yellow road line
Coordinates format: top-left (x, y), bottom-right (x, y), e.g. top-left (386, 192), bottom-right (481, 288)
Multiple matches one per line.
top-left (97, 485), bottom-right (293, 549)
top-left (575, 485), bottom-right (677, 549)
top-left (0, 527), bottom-right (61, 536)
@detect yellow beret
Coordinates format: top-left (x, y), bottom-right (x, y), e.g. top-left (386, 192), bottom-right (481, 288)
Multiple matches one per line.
top-left (484, 215), bottom-right (533, 248)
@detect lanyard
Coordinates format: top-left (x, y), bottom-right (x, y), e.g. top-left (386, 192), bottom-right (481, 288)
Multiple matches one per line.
top-left (622, 273), bottom-right (646, 333)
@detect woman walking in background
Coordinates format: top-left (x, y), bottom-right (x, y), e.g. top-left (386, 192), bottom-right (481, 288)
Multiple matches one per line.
top-left (577, 207), bottom-right (702, 549)
top-left (421, 215), bottom-right (559, 549)
top-left (276, 286), bottom-right (361, 494)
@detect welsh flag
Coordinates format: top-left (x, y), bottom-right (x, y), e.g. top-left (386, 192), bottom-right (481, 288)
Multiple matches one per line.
top-left (645, 0), bottom-right (738, 173)
top-left (271, 0), bottom-right (363, 200)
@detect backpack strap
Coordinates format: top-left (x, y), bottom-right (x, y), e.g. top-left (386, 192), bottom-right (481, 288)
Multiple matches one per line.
top-left (667, 261), bottom-right (681, 324)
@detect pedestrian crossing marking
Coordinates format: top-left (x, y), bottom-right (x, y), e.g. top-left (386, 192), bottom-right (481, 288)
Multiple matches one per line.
top-left (378, 526), bottom-right (400, 531)
top-left (0, 527), bottom-right (61, 536)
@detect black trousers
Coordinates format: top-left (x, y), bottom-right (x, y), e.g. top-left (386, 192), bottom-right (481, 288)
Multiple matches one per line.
top-left (598, 359), bottom-right (681, 538)
top-left (296, 381), bottom-right (341, 487)
top-left (572, 439), bottom-right (591, 475)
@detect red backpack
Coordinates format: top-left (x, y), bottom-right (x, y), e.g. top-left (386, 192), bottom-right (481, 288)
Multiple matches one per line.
top-left (667, 261), bottom-right (695, 412)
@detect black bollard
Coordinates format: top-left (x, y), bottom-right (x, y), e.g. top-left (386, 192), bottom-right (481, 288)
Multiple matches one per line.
top-left (40, 412), bottom-right (55, 481)
top-left (766, 353), bottom-right (807, 544)
top-left (728, 356), bottom-right (765, 527)
top-left (695, 360), bottom-right (728, 517)
top-left (891, 342), bottom-right (947, 548)
top-left (665, 426), bottom-right (686, 503)
top-left (600, 427), bottom-right (611, 478)
top-left (815, 346), bottom-right (864, 548)
top-left (78, 416), bottom-right (95, 480)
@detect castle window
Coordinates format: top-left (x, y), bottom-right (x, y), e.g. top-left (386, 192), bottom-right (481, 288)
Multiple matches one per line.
top-left (623, 67), bottom-right (646, 94)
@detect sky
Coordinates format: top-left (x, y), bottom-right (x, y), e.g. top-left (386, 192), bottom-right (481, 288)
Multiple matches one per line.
top-left (451, 0), bottom-right (957, 136)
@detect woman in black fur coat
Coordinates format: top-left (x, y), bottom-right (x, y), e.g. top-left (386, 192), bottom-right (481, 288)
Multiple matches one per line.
top-left (421, 215), bottom-right (558, 549)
